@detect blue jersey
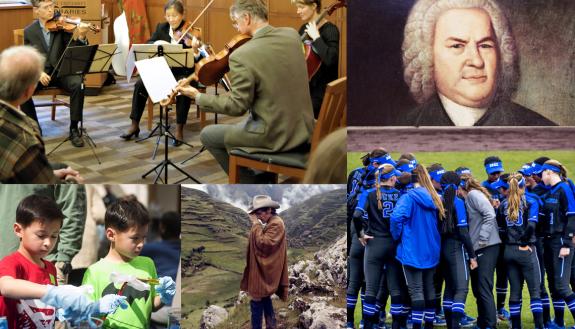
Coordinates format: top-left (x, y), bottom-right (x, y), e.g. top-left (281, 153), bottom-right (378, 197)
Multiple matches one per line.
top-left (497, 195), bottom-right (539, 245)
top-left (541, 181), bottom-right (575, 237)
top-left (355, 186), bottom-right (401, 237)
top-left (482, 179), bottom-right (503, 203)
top-left (439, 196), bottom-right (468, 237)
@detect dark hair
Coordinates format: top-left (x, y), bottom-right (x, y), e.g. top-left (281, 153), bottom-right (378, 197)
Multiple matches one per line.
top-left (16, 195), bottom-right (64, 228)
top-left (484, 156), bottom-right (502, 166)
top-left (160, 211), bottom-right (181, 240)
top-left (427, 163), bottom-right (444, 173)
top-left (370, 148), bottom-right (389, 159)
top-left (31, 0), bottom-right (50, 7)
top-left (398, 153), bottom-right (416, 162)
top-left (361, 152), bottom-right (371, 166)
top-left (533, 156), bottom-right (551, 166)
top-left (255, 207), bottom-right (277, 215)
top-left (164, 0), bottom-right (184, 14)
top-left (294, 0), bottom-right (322, 13)
top-left (105, 198), bottom-right (150, 232)
top-left (440, 171), bottom-right (460, 234)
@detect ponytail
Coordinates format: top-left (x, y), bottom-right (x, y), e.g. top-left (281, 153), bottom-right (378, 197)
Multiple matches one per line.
top-left (544, 159), bottom-right (568, 181)
top-left (507, 173), bottom-right (524, 222)
top-left (460, 173), bottom-right (492, 201)
top-left (376, 164), bottom-right (396, 210)
top-left (414, 164), bottom-right (445, 219)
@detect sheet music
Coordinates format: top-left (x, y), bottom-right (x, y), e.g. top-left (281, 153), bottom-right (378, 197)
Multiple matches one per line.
top-left (89, 44), bottom-right (118, 73)
top-left (126, 44), bottom-right (189, 82)
top-left (135, 57), bottom-right (178, 104)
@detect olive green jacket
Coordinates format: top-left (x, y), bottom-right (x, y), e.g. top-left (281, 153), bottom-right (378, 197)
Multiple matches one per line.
top-left (197, 25), bottom-right (314, 153)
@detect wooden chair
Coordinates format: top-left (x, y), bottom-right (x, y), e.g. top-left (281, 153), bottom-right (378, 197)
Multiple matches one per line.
top-left (13, 29), bottom-right (70, 121)
top-left (145, 86), bottom-right (207, 130)
top-left (228, 77), bottom-right (347, 183)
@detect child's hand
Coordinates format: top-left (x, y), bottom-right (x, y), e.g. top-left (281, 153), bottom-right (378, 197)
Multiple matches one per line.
top-left (155, 276), bottom-right (176, 305)
top-left (97, 294), bottom-right (128, 314)
top-left (42, 285), bottom-right (98, 323)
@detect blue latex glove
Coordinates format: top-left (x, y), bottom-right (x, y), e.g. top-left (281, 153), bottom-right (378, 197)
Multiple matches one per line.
top-left (58, 294), bottom-right (127, 327)
top-left (155, 276), bottom-right (176, 305)
top-left (40, 285), bottom-right (94, 317)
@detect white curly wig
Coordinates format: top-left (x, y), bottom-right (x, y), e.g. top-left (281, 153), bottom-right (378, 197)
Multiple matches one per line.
top-left (402, 0), bottom-right (519, 104)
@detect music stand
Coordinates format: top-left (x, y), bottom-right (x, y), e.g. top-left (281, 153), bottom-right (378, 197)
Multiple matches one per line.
top-left (47, 44), bottom-right (101, 164)
top-left (128, 44), bottom-right (196, 156)
top-left (135, 56), bottom-right (201, 184)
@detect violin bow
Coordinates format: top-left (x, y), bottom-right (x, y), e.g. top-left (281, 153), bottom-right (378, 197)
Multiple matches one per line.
top-left (175, 0), bottom-right (216, 44)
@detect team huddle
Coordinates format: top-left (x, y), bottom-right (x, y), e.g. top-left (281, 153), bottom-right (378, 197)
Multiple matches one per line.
top-left (347, 149), bottom-right (575, 329)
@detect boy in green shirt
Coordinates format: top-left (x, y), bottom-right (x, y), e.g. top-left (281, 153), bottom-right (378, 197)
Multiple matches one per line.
top-left (83, 198), bottom-right (176, 329)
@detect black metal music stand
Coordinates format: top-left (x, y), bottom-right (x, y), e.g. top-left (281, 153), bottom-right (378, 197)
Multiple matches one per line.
top-left (133, 45), bottom-right (195, 159)
top-left (47, 45), bottom-right (101, 164)
top-left (141, 102), bottom-right (201, 184)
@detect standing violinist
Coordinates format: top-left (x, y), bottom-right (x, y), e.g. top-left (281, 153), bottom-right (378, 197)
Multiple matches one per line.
top-left (120, 0), bottom-right (204, 146)
top-left (21, 0), bottom-right (89, 147)
top-left (295, 0), bottom-right (339, 119)
top-left (175, 0), bottom-right (314, 183)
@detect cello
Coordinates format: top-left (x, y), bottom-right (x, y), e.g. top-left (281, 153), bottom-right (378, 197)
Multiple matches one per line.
top-left (302, 0), bottom-right (346, 80)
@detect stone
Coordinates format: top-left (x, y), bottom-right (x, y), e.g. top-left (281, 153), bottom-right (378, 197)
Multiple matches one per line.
top-left (199, 305), bottom-right (228, 329)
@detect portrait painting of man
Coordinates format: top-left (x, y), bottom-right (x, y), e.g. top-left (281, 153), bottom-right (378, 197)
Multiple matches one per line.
top-left (347, 0), bottom-right (574, 126)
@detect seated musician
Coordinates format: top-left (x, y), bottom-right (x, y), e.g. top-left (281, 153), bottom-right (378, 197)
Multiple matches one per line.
top-left (21, 0), bottom-right (90, 147)
top-left (120, 0), bottom-right (204, 146)
top-left (295, 0), bottom-right (340, 119)
top-left (175, 0), bottom-right (315, 183)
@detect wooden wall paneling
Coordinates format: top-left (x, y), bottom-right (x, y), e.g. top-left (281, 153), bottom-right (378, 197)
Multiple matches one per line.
top-left (1, 4), bottom-right (33, 52)
top-left (146, 0), bottom-right (167, 32)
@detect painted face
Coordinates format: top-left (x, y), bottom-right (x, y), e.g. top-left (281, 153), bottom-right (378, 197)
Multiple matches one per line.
top-left (111, 225), bottom-right (148, 261)
top-left (433, 8), bottom-right (498, 108)
top-left (35, 1), bottom-right (55, 21)
top-left (15, 219), bottom-right (61, 263)
top-left (165, 7), bottom-right (184, 30)
top-left (296, 3), bottom-right (316, 22)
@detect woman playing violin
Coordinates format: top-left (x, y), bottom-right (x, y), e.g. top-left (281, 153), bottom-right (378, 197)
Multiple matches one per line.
top-left (121, 0), bottom-right (204, 146)
top-left (295, 0), bottom-right (340, 119)
top-left (20, 0), bottom-right (91, 147)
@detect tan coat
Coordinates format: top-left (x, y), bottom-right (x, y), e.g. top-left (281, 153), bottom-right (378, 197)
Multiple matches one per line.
top-left (240, 215), bottom-right (289, 301)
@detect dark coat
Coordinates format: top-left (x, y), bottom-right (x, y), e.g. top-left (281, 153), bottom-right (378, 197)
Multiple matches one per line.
top-left (397, 94), bottom-right (557, 126)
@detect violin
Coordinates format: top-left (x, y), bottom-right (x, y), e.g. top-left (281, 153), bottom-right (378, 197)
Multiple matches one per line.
top-left (45, 12), bottom-right (101, 34)
top-left (174, 21), bottom-right (203, 47)
top-left (160, 34), bottom-right (251, 106)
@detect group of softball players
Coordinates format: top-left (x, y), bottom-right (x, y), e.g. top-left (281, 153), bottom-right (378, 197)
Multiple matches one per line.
top-left (346, 149), bottom-right (575, 329)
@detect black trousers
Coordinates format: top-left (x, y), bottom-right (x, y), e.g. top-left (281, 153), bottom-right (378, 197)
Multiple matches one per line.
top-left (21, 74), bottom-right (84, 125)
top-left (402, 265), bottom-right (435, 304)
top-left (364, 236), bottom-right (394, 299)
top-left (495, 242), bottom-right (509, 309)
top-left (347, 225), bottom-right (365, 296)
top-left (470, 244), bottom-right (499, 329)
top-left (544, 236), bottom-right (574, 300)
top-left (441, 238), bottom-right (469, 307)
top-left (130, 75), bottom-right (193, 125)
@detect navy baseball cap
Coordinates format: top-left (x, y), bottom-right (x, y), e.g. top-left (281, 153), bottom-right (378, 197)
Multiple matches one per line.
top-left (485, 161), bottom-right (504, 174)
top-left (429, 168), bottom-right (445, 183)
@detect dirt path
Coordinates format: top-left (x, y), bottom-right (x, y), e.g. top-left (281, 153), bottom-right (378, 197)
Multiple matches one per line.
top-left (348, 127), bottom-right (575, 152)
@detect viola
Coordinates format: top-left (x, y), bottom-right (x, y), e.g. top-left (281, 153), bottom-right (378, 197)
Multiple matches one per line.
top-left (46, 12), bottom-right (101, 34)
top-left (302, 0), bottom-right (346, 80)
top-left (159, 34), bottom-right (251, 107)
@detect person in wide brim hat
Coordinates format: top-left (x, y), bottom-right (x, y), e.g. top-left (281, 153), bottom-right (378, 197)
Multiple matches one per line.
top-left (247, 195), bottom-right (281, 214)
top-left (241, 195), bottom-right (288, 329)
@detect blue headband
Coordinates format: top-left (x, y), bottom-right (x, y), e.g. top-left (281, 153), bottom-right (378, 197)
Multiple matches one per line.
top-left (371, 154), bottom-right (396, 167)
top-left (491, 176), bottom-right (525, 190)
top-left (485, 161), bottom-right (504, 174)
top-left (398, 163), bottom-right (415, 173)
top-left (518, 164), bottom-right (533, 176)
top-left (541, 163), bottom-right (561, 173)
top-left (429, 169), bottom-right (445, 183)
top-left (456, 168), bottom-right (471, 176)
top-left (379, 168), bottom-right (402, 180)
top-left (531, 163), bottom-right (543, 175)
top-left (441, 183), bottom-right (459, 191)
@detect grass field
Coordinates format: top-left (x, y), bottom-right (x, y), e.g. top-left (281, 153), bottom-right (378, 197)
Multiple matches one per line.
top-left (347, 151), bottom-right (575, 177)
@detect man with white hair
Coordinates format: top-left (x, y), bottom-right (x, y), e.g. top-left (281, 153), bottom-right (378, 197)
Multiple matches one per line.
top-left (0, 45), bottom-right (83, 183)
top-left (401, 0), bottom-right (555, 126)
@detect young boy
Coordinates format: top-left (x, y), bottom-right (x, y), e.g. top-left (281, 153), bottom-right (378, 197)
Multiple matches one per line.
top-left (0, 195), bottom-right (126, 328)
top-left (83, 198), bottom-right (176, 329)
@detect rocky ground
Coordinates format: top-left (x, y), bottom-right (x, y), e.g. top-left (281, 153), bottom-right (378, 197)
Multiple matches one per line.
top-left (198, 235), bottom-right (347, 329)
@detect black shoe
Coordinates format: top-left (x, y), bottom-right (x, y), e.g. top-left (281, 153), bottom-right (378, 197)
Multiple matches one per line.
top-left (69, 128), bottom-right (84, 147)
top-left (120, 128), bottom-right (140, 140)
top-left (171, 138), bottom-right (183, 147)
